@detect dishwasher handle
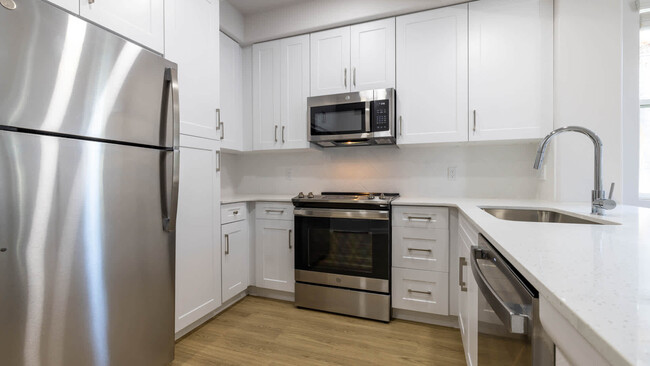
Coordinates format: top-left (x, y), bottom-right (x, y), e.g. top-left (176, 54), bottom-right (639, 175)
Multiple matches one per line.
top-left (470, 246), bottom-right (529, 335)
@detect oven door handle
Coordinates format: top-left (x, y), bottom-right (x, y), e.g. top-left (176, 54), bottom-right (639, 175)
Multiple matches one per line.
top-left (294, 208), bottom-right (389, 220)
top-left (470, 246), bottom-right (529, 335)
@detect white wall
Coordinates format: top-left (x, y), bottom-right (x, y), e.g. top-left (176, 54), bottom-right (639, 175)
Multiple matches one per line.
top-left (550, 0), bottom-right (626, 202)
top-left (221, 143), bottom-right (543, 199)
top-left (220, 0), bottom-right (245, 43)
top-left (242, 0), bottom-right (467, 45)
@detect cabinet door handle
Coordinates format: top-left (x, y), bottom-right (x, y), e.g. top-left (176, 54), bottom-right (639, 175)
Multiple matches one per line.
top-left (407, 248), bottom-right (432, 253)
top-left (216, 109), bottom-right (221, 132)
top-left (344, 68), bottom-right (347, 88)
top-left (459, 257), bottom-right (468, 292)
top-left (220, 121), bottom-right (224, 140)
top-left (353, 67), bottom-right (356, 88)
top-left (88, 0), bottom-right (94, 4)
top-left (399, 116), bottom-right (403, 136)
top-left (225, 234), bottom-right (230, 255)
top-left (215, 150), bottom-right (221, 172)
top-left (473, 110), bottom-right (477, 133)
top-left (274, 125), bottom-right (278, 142)
top-left (407, 289), bottom-right (432, 295)
top-left (288, 229), bottom-right (292, 249)
top-left (282, 126), bottom-right (285, 143)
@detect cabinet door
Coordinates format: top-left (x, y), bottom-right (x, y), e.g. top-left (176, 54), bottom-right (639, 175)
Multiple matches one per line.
top-left (222, 220), bottom-right (249, 303)
top-left (280, 35), bottom-right (310, 150)
top-left (310, 26), bottom-right (350, 96)
top-left (396, 5), bottom-right (468, 145)
top-left (44, 0), bottom-right (79, 13)
top-left (175, 135), bottom-right (221, 333)
top-left (458, 214), bottom-right (478, 366)
top-left (165, 0), bottom-right (220, 140)
top-left (220, 32), bottom-right (244, 151)
top-left (255, 219), bottom-right (294, 292)
top-left (253, 40), bottom-right (281, 150)
top-left (80, 0), bottom-right (164, 53)
top-left (350, 18), bottom-right (395, 91)
top-left (469, 0), bottom-right (553, 141)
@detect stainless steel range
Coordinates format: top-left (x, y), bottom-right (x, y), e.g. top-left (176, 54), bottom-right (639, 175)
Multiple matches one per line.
top-left (292, 192), bottom-right (399, 322)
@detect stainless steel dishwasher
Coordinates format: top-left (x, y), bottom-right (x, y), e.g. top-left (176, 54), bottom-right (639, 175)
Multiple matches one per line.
top-left (471, 235), bottom-right (554, 365)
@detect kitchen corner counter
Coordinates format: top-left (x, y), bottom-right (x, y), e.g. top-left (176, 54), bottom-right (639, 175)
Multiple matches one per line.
top-left (395, 197), bottom-right (649, 366)
top-left (221, 195), bottom-right (294, 204)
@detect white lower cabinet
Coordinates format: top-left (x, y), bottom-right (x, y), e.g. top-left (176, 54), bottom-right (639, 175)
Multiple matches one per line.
top-left (458, 213), bottom-right (478, 366)
top-left (255, 203), bottom-right (294, 292)
top-left (221, 220), bottom-right (249, 303)
top-left (175, 135), bottom-right (221, 333)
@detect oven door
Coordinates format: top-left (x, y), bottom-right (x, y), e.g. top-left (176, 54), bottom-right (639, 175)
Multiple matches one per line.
top-left (294, 208), bottom-right (390, 284)
top-left (308, 91), bottom-right (372, 142)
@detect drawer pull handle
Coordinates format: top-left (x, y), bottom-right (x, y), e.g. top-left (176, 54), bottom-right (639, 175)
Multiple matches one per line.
top-left (265, 209), bottom-right (285, 214)
top-left (407, 289), bottom-right (432, 295)
top-left (407, 216), bottom-right (432, 221)
top-left (407, 248), bottom-right (432, 253)
top-left (232, 210), bottom-right (239, 215)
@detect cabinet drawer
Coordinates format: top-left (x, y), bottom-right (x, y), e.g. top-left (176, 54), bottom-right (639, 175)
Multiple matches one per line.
top-left (392, 206), bottom-right (449, 229)
top-left (459, 213), bottom-right (479, 247)
top-left (392, 268), bottom-right (449, 315)
top-left (255, 202), bottom-right (293, 221)
top-left (221, 203), bottom-right (248, 224)
top-left (392, 227), bottom-right (449, 272)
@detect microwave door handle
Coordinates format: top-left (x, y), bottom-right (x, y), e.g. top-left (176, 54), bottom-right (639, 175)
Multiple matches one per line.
top-left (365, 101), bottom-right (371, 133)
top-left (470, 246), bottom-right (529, 335)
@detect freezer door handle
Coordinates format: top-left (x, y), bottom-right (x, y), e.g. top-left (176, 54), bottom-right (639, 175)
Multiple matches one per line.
top-left (163, 67), bottom-right (180, 232)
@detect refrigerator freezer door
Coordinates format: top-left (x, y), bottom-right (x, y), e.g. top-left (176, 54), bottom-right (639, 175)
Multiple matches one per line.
top-left (0, 130), bottom-right (175, 366)
top-left (0, 0), bottom-right (175, 148)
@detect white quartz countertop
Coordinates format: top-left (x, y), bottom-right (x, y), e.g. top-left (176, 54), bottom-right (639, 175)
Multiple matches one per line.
top-left (396, 197), bottom-right (649, 366)
top-left (221, 194), bottom-right (294, 204)
top-left (222, 194), bottom-right (649, 365)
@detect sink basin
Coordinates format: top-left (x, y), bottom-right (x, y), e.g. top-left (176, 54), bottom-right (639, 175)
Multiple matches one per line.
top-left (480, 207), bottom-right (614, 225)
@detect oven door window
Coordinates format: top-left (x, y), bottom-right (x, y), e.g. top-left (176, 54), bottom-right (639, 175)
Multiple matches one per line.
top-left (295, 216), bottom-right (389, 280)
top-left (310, 102), bottom-right (367, 136)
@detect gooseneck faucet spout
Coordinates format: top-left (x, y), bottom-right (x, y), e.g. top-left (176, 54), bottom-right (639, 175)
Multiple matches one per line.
top-left (533, 126), bottom-right (616, 215)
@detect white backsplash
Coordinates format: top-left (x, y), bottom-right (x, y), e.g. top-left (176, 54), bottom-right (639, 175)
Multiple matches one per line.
top-left (222, 142), bottom-right (547, 199)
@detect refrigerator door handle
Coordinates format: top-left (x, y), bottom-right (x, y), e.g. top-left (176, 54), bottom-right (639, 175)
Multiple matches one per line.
top-left (163, 67), bottom-right (180, 232)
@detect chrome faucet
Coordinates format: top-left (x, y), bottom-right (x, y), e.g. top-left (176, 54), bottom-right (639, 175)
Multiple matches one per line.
top-left (533, 126), bottom-right (616, 215)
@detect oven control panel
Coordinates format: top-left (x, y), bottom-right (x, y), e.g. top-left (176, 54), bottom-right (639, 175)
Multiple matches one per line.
top-left (371, 100), bottom-right (390, 132)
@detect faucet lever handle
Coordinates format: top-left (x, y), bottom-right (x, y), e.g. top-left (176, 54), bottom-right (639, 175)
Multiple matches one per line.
top-left (608, 182), bottom-right (615, 200)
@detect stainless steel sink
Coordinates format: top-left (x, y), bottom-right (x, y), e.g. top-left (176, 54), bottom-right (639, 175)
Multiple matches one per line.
top-left (480, 207), bottom-right (615, 225)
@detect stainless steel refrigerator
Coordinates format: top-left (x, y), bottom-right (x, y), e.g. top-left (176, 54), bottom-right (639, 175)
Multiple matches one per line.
top-left (0, 1), bottom-right (179, 365)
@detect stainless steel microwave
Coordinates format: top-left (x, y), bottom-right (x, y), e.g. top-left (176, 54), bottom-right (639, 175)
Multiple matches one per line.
top-left (307, 88), bottom-right (396, 148)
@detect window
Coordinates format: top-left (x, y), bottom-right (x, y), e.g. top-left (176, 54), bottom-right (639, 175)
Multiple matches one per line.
top-left (640, 11), bottom-right (650, 200)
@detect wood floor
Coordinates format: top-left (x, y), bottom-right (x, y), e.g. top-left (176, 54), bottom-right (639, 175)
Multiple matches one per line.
top-left (172, 296), bottom-right (466, 365)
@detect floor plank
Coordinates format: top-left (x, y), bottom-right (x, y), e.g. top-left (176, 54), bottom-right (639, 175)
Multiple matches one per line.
top-left (172, 296), bottom-right (466, 366)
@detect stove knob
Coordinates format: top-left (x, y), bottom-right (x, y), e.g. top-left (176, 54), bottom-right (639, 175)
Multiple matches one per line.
top-left (307, 192), bottom-right (314, 199)
top-left (298, 192), bottom-right (305, 198)
top-left (379, 193), bottom-right (386, 200)
top-left (368, 193), bottom-right (375, 199)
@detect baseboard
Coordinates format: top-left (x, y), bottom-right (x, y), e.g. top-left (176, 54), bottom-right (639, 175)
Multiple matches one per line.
top-left (247, 286), bottom-right (295, 302)
top-left (174, 290), bottom-right (247, 340)
top-left (392, 308), bottom-right (460, 329)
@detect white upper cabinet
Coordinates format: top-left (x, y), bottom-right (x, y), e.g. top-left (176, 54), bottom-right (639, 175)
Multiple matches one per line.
top-left (468, 0), bottom-right (553, 141)
top-left (165, 0), bottom-right (221, 140)
top-left (175, 135), bottom-right (221, 333)
top-left (253, 36), bottom-right (310, 151)
top-left (280, 35), bottom-right (310, 150)
top-left (310, 27), bottom-right (350, 96)
top-left (311, 19), bottom-right (395, 96)
top-left (350, 18), bottom-right (396, 92)
top-left (80, 0), bottom-right (164, 53)
top-left (44, 0), bottom-right (79, 13)
top-left (220, 32), bottom-right (244, 151)
top-left (396, 5), bottom-right (468, 145)
top-left (252, 40), bottom-right (282, 150)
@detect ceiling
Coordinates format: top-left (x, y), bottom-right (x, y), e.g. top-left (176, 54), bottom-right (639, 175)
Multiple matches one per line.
top-left (227, 0), bottom-right (312, 16)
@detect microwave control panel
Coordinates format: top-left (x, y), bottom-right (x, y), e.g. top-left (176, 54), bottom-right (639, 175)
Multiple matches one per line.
top-left (371, 100), bottom-right (390, 132)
